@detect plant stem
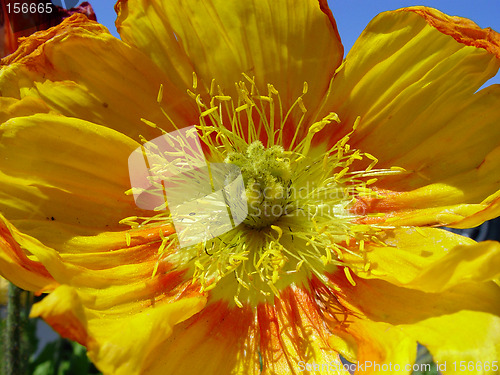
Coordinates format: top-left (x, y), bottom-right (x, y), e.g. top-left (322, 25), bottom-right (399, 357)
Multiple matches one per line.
top-left (4, 283), bottom-right (23, 375)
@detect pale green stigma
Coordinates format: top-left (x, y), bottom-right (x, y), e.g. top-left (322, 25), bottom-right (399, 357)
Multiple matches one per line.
top-left (225, 141), bottom-right (292, 229)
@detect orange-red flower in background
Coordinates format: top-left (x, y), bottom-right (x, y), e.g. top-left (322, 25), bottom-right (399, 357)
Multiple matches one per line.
top-left (0, 0), bottom-right (95, 57)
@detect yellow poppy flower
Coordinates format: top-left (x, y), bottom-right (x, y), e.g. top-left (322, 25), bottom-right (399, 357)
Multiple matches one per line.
top-left (1, 1), bottom-right (500, 374)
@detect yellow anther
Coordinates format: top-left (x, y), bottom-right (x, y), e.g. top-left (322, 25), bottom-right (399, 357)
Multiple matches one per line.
top-left (331, 245), bottom-right (343, 260)
top-left (157, 84), bottom-right (164, 103)
top-left (297, 97), bottom-right (307, 113)
top-left (234, 296), bottom-right (243, 308)
top-left (271, 225), bottom-right (283, 240)
top-left (303, 81), bottom-right (308, 94)
top-left (141, 118), bottom-right (158, 128)
top-left (268, 84), bottom-right (279, 96)
top-left (391, 166), bottom-right (407, 172)
top-left (296, 260), bottom-right (305, 271)
top-left (209, 79), bottom-right (216, 96)
top-left (125, 232), bottom-right (131, 247)
top-left (186, 89), bottom-right (197, 99)
top-left (352, 116), bottom-right (361, 130)
top-left (344, 267), bottom-right (356, 286)
top-left (336, 167), bottom-right (350, 180)
top-left (235, 103), bottom-right (250, 112)
top-left (192, 72), bottom-right (198, 89)
top-left (309, 119), bottom-right (329, 134)
top-left (200, 107), bottom-right (219, 117)
top-left (214, 95), bottom-right (232, 101)
top-left (202, 283), bottom-right (217, 292)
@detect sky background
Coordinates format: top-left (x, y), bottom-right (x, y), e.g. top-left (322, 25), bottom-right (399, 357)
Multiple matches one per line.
top-left (75, 0), bottom-right (500, 85)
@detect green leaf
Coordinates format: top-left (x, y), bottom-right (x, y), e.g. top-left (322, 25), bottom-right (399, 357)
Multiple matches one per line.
top-left (412, 345), bottom-right (441, 375)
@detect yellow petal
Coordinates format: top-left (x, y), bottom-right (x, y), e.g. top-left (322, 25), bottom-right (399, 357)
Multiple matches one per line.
top-left (382, 87), bottom-right (500, 195)
top-left (30, 285), bottom-right (206, 375)
top-left (359, 89), bottom-right (500, 227)
top-left (331, 272), bottom-right (500, 374)
top-left (325, 7), bottom-right (500, 154)
top-left (143, 301), bottom-right (260, 375)
top-left (30, 285), bottom-right (90, 345)
top-left (0, 113), bottom-right (140, 233)
top-left (328, 8), bottom-right (500, 228)
top-left (308, 278), bottom-right (416, 374)
top-left (329, 272), bottom-right (500, 329)
top-left (0, 215), bottom-right (57, 292)
top-left (332, 319), bottom-right (416, 375)
top-left (257, 286), bottom-right (348, 374)
top-left (410, 241), bottom-right (500, 292)
top-left (346, 227), bottom-right (500, 293)
top-left (146, 285), bottom-right (351, 375)
top-left (346, 227), bottom-right (478, 289)
top-left (1, 14), bottom-right (196, 139)
top-left (402, 311), bottom-right (500, 375)
top-left (355, 171), bottom-right (500, 228)
top-left (115, 0), bottom-right (343, 134)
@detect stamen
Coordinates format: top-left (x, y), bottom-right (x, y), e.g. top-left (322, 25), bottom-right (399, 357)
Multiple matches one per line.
top-left (344, 267), bottom-right (356, 286)
top-left (120, 74), bottom-right (406, 307)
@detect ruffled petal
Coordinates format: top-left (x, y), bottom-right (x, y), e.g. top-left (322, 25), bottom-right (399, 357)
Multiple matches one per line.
top-left (0, 114), bottom-right (140, 232)
top-left (329, 269), bottom-right (500, 331)
top-left (402, 311), bottom-right (500, 375)
top-left (1, 14), bottom-right (197, 140)
top-left (345, 227), bottom-right (500, 292)
top-left (115, 0), bottom-right (343, 137)
top-left (354, 168), bottom-right (500, 228)
top-left (328, 273), bottom-right (500, 373)
top-left (308, 278), bottom-right (416, 375)
top-left (0, 216), bottom-right (56, 291)
top-left (0, 1), bottom-right (96, 57)
top-left (143, 286), bottom-right (351, 375)
top-left (257, 286), bottom-right (348, 374)
top-left (142, 301), bottom-right (260, 375)
top-left (332, 319), bottom-right (416, 375)
top-left (323, 7), bottom-right (500, 226)
top-left (325, 7), bottom-right (500, 156)
top-left (30, 285), bottom-right (206, 375)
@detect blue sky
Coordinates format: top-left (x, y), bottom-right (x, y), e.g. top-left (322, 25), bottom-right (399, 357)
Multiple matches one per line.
top-left (78, 0), bottom-right (500, 86)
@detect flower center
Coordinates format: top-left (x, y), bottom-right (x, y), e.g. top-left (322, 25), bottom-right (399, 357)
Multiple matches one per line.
top-left (121, 74), bottom-right (404, 307)
top-left (225, 141), bottom-right (291, 229)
